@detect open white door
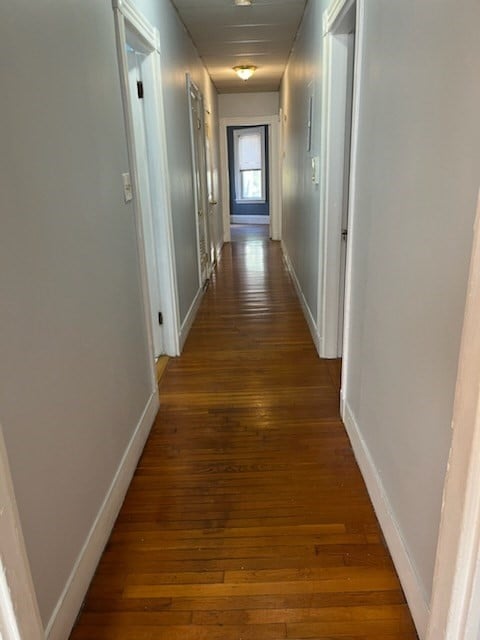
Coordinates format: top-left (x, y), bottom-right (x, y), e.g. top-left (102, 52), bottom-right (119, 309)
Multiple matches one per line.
top-left (113, 0), bottom-right (180, 358)
top-left (126, 40), bottom-right (163, 356)
top-left (319, 0), bottom-right (357, 359)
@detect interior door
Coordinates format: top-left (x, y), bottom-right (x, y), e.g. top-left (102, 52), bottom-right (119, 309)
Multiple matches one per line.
top-left (337, 31), bottom-right (356, 355)
top-left (205, 118), bottom-right (217, 266)
top-left (188, 79), bottom-right (210, 286)
top-left (127, 41), bottom-right (164, 356)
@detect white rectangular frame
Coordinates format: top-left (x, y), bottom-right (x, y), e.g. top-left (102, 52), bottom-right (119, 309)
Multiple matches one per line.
top-left (113, 0), bottom-right (180, 358)
top-left (219, 115), bottom-right (281, 242)
top-left (318, 0), bottom-right (357, 359)
top-left (186, 74), bottom-right (211, 287)
top-left (233, 126), bottom-right (267, 204)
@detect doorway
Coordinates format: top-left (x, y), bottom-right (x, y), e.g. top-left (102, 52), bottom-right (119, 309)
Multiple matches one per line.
top-left (187, 76), bottom-right (211, 288)
top-left (114, 4), bottom-right (180, 360)
top-left (227, 125), bottom-right (270, 226)
top-left (219, 115), bottom-right (281, 243)
top-left (319, 0), bottom-right (357, 359)
top-left (126, 37), bottom-right (163, 357)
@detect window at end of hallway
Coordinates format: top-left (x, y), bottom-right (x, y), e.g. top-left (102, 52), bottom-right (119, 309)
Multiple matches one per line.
top-left (234, 127), bottom-right (266, 202)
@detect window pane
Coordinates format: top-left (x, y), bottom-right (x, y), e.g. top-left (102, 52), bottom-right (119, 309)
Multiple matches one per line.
top-left (241, 170), bottom-right (262, 199)
top-left (238, 133), bottom-right (262, 170)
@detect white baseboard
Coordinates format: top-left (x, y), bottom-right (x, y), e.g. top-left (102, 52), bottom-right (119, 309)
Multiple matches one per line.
top-left (230, 215), bottom-right (270, 225)
top-left (282, 244), bottom-right (321, 353)
top-left (179, 286), bottom-right (204, 352)
top-left (216, 241), bottom-right (224, 263)
top-left (342, 399), bottom-right (430, 639)
top-left (45, 391), bottom-right (160, 640)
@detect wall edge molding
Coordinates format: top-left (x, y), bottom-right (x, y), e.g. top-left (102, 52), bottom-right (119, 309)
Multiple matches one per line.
top-left (45, 391), bottom-right (159, 640)
top-left (342, 399), bottom-right (430, 638)
top-left (282, 243), bottom-right (321, 354)
top-left (179, 286), bottom-right (204, 352)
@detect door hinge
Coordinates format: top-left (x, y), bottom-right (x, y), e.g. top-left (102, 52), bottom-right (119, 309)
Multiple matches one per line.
top-left (158, 312), bottom-right (163, 325)
top-left (137, 81), bottom-right (144, 99)
top-left (342, 229), bottom-right (348, 240)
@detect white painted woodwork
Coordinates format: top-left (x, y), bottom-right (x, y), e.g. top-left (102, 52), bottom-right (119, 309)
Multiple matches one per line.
top-left (115, 2), bottom-right (181, 358)
top-left (318, 1), bottom-right (356, 358)
top-left (219, 115), bottom-right (281, 243)
top-left (132, 0), bottom-right (224, 326)
top-left (127, 45), bottom-right (164, 357)
top-left (46, 393), bottom-right (159, 640)
top-left (188, 77), bottom-right (211, 287)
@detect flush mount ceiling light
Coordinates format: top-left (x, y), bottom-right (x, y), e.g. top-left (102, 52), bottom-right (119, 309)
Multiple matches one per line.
top-left (234, 0), bottom-right (253, 5)
top-left (233, 65), bottom-right (257, 80)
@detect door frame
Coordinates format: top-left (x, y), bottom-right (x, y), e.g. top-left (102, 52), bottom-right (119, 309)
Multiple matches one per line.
top-left (113, 0), bottom-right (180, 358)
top-left (186, 74), bottom-right (211, 287)
top-left (203, 110), bottom-right (220, 267)
top-left (126, 43), bottom-right (164, 357)
top-left (331, 0), bottom-right (365, 408)
top-left (0, 423), bottom-right (43, 640)
top-left (219, 115), bottom-right (281, 242)
top-left (426, 193), bottom-right (480, 640)
top-left (318, 0), bottom-right (359, 359)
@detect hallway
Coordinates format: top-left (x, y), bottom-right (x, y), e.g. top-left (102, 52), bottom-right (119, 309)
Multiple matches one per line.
top-left (70, 225), bottom-right (417, 639)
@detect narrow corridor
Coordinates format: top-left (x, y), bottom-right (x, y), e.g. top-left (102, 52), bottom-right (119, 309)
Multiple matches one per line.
top-left (71, 225), bottom-right (417, 639)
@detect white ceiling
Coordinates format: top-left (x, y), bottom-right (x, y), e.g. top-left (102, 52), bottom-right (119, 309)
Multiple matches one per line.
top-left (170, 0), bottom-right (308, 93)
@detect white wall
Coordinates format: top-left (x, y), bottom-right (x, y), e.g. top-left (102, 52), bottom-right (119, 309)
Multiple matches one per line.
top-left (343, 0), bottom-right (480, 610)
top-left (0, 0), bottom-right (154, 628)
top-left (133, 0), bottom-right (223, 324)
top-left (280, 0), bottom-right (329, 328)
top-left (281, 0), bottom-right (480, 631)
top-left (219, 92), bottom-right (279, 118)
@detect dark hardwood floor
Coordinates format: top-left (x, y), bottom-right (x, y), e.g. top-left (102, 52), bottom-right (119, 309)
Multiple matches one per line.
top-left (70, 224), bottom-right (418, 639)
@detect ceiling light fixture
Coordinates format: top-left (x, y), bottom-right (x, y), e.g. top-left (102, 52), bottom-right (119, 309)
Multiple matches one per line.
top-left (233, 65), bottom-right (257, 80)
top-left (234, 0), bottom-right (253, 5)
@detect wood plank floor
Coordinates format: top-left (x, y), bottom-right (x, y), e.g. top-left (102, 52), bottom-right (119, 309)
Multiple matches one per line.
top-left (71, 225), bottom-right (418, 640)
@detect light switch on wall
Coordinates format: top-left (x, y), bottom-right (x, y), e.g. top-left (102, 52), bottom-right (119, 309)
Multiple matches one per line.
top-left (122, 172), bottom-right (133, 202)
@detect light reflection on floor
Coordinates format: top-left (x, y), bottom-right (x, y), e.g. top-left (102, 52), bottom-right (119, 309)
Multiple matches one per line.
top-left (230, 224), bottom-right (269, 276)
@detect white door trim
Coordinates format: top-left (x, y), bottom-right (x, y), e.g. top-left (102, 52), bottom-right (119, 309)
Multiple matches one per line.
top-left (219, 115), bottom-right (281, 242)
top-left (318, 0), bottom-right (358, 359)
top-left (426, 193), bottom-right (480, 640)
top-left (0, 423), bottom-right (43, 640)
top-left (187, 74), bottom-right (211, 287)
top-left (323, 0), bottom-right (356, 34)
top-left (338, 0), bottom-right (365, 411)
top-left (113, 0), bottom-right (180, 358)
